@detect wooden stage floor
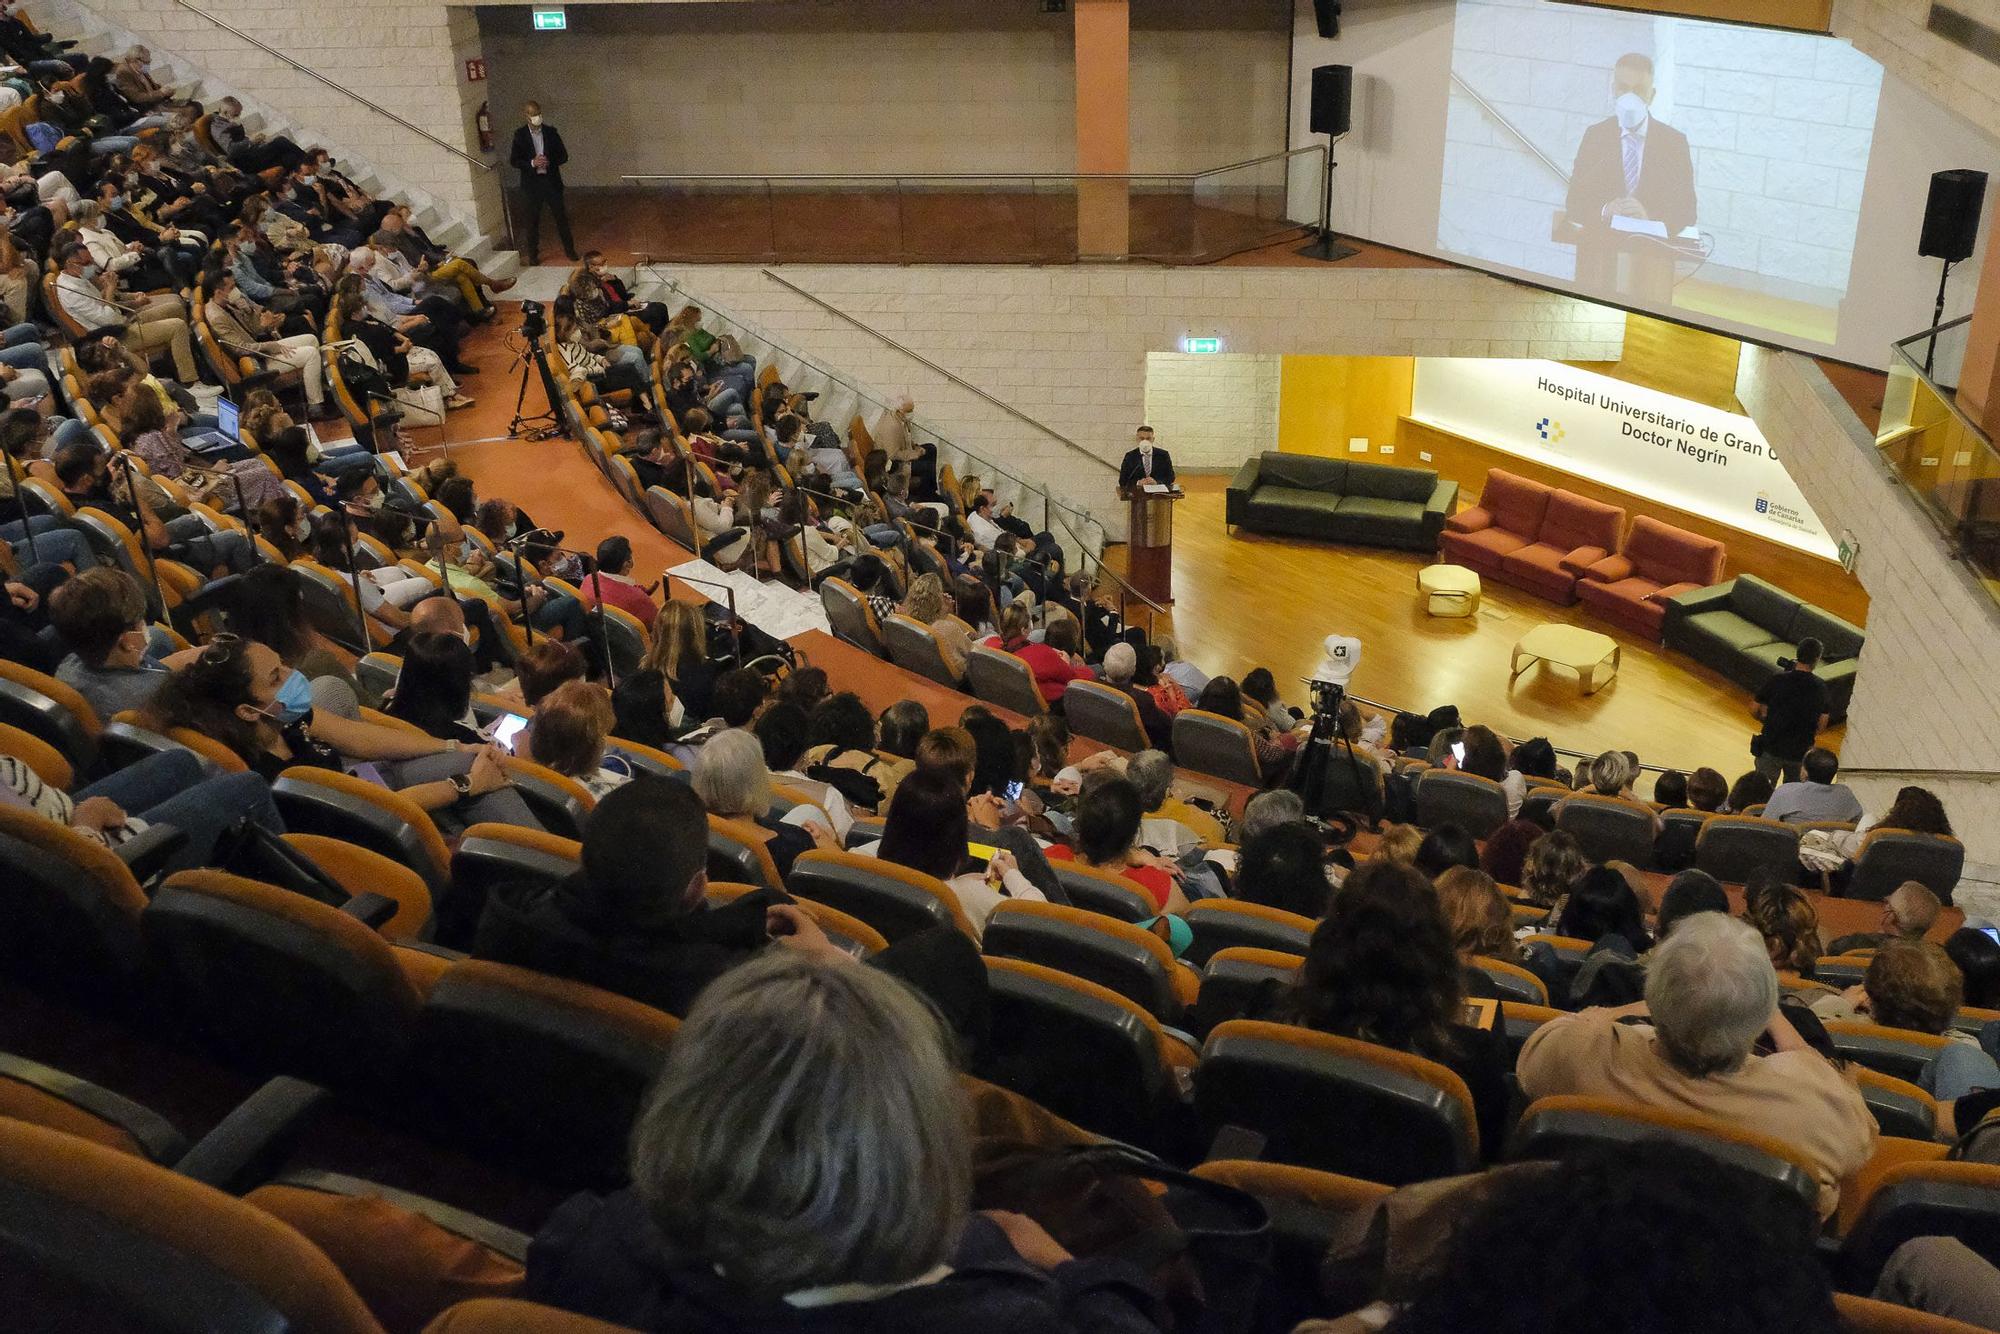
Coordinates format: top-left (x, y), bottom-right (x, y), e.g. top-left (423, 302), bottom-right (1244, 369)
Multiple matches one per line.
top-left (1118, 477), bottom-right (1830, 779)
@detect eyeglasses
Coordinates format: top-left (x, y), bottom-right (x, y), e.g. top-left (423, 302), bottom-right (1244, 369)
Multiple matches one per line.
top-left (197, 631), bottom-right (243, 666)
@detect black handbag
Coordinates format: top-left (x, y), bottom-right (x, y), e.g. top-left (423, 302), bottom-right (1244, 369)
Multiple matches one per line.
top-left (213, 815), bottom-right (349, 908)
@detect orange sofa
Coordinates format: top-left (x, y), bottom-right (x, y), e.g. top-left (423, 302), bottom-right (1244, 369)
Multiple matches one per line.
top-left (1574, 515), bottom-right (1728, 641)
top-left (1440, 469), bottom-right (1626, 604)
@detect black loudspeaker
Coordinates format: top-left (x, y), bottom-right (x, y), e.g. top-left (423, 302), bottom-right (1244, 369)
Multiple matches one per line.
top-left (1310, 64), bottom-right (1352, 137)
top-left (1313, 0), bottom-right (1342, 38)
top-left (1919, 169), bottom-right (1988, 263)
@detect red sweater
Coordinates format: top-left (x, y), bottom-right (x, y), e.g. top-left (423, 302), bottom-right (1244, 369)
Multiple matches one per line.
top-left (1011, 640), bottom-right (1093, 704)
top-left (579, 572), bottom-right (658, 629)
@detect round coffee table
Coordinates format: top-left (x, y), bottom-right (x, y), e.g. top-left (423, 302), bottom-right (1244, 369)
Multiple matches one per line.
top-left (1511, 623), bottom-right (1620, 695)
top-left (1417, 563), bottom-right (1481, 618)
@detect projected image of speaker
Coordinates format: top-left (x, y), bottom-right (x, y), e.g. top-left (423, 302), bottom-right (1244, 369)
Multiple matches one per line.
top-left (1314, 0), bottom-right (1342, 38)
top-left (1920, 169), bottom-right (1988, 263)
top-left (1310, 64), bottom-right (1352, 136)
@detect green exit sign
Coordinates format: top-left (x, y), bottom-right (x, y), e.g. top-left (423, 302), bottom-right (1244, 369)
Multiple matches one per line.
top-left (532, 7), bottom-right (566, 30)
top-left (1184, 337), bottom-right (1222, 354)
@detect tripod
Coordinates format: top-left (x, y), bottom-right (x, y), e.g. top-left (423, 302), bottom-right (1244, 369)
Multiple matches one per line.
top-left (1290, 679), bottom-right (1381, 825)
top-left (507, 339), bottom-right (564, 441)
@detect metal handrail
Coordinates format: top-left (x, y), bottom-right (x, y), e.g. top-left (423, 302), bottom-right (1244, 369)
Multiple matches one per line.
top-left (1449, 72), bottom-right (1571, 186)
top-left (1840, 767), bottom-right (2000, 781)
top-left (619, 146), bottom-right (1324, 187)
top-left (169, 0), bottom-right (491, 172)
top-left (761, 270), bottom-right (1116, 478)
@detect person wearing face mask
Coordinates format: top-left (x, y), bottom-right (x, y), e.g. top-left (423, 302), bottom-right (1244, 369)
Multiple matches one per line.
top-left (509, 100), bottom-right (576, 266)
top-left (1564, 51), bottom-right (1696, 296)
top-left (51, 237), bottom-right (199, 381)
top-left (46, 567), bottom-right (201, 718)
top-left (141, 633), bottom-right (543, 834)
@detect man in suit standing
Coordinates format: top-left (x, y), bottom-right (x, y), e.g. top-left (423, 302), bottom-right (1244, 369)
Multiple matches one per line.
top-left (1563, 53), bottom-right (1696, 298)
top-left (1117, 425), bottom-right (1175, 492)
top-left (509, 100), bottom-right (577, 266)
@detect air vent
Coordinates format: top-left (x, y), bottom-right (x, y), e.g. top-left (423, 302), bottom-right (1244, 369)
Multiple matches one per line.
top-left (1929, 4), bottom-right (2000, 67)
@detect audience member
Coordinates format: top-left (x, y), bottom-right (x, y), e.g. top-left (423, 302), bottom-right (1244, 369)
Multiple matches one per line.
top-left (877, 766), bottom-right (1044, 938)
top-left (1741, 875), bottom-right (1823, 982)
top-left (1478, 818), bottom-right (1541, 888)
top-left (47, 567), bottom-right (184, 718)
top-left (1726, 769), bottom-right (1776, 814)
top-left (1762, 746), bottom-right (1863, 825)
top-left (1948, 928), bottom-right (2000, 1011)
top-left (1519, 912), bottom-right (1875, 1217)
top-left (526, 680), bottom-right (629, 798)
top-left (1050, 775), bottom-right (1190, 916)
top-left (527, 951), bottom-right (1164, 1331)
top-left (1828, 880), bottom-right (1941, 955)
top-left (1234, 822), bottom-right (1333, 919)
top-left (1413, 824), bottom-right (1478, 880)
top-left (1278, 861), bottom-right (1512, 1160)
top-left (1099, 642), bottom-right (1171, 753)
top-left (1518, 830), bottom-right (1585, 908)
top-left (693, 728), bottom-right (837, 881)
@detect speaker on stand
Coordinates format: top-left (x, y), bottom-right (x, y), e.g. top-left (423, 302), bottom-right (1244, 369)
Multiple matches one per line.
top-left (1919, 168), bottom-right (1988, 376)
top-left (1298, 64), bottom-right (1359, 263)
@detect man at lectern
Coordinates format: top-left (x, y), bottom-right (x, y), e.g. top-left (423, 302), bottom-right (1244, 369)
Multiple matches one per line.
top-left (1118, 425), bottom-right (1176, 492)
top-left (1564, 53), bottom-right (1696, 295)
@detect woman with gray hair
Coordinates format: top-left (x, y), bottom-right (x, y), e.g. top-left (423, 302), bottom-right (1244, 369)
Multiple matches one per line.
top-left (525, 952), bottom-right (1168, 1331)
top-left (692, 727), bottom-right (838, 881)
top-left (1518, 912), bottom-right (1875, 1218)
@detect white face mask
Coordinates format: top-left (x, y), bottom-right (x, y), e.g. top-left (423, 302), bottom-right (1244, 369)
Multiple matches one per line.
top-left (1614, 91), bottom-right (1649, 132)
top-left (667, 695), bottom-right (685, 728)
top-left (527, 115), bottom-right (543, 129)
top-left (290, 517), bottom-right (312, 542)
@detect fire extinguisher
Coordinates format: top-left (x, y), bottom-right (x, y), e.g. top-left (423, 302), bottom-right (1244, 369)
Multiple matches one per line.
top-left (475, 100), bottom-right (493, 154)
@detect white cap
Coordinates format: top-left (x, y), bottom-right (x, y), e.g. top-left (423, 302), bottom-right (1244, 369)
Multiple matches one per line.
top-left (1312, 634), bottom-right (1361, 687)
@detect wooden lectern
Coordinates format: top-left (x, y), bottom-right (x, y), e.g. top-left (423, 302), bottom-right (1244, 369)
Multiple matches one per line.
top-left (1123, 486), bottom-right (1181, 605)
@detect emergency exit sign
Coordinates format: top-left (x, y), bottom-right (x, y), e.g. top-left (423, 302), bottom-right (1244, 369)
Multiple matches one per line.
top-left (532, 7), bottom-right (567, 31)
top-left (1183, 337), bottom-right (1222, 354)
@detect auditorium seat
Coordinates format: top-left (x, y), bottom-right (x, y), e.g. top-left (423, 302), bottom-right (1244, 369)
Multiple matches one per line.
top-left (1555, 793), bottom-right (1658, 867)
top-left (0, 658), bottom-right (101, 773)
top-left (0, 803), bottom-right (149, 1007)
top-left (1499, 1001), bottom-right (1562, 1057)
top-left (975, 956), bottom-right (1188, 1146)
top-left (1470, 955), bottom-right (1550, 1005)
top-left (497, 755), bottom-right (596, 840)
top-left (1694, 815), bottom-right (1803, 883)
top-left (282, 833), bottom-right (435, 941)
top-left (273, 767), bottom-right (455, 901)
top-left (441, 824), bottom-right (581, 950)
top-left (965, 645), bottom-right (1048, 717)
top-left (0, 717), bottom-right (70, 789)
top-left (1182, 899), bottom-right (1316, 966)
top-left (0, 1048), bottom-right (190, 1163)
top-left (1509, 1094), bottom-right (1819, 1212)
top-left (784, 848), bottom-right (976, 941)
top-left (1063, 679), bottom-right (1151, 752)
top-left (1197, 1020), bottom-right (1480, 1184)
top-left (1415, 770), bottom-right (1510, 839)
top-left (1171, 709), bottom-right (1264, 787)
top-left (1823, 1020), bottom-right (1953, 1085)
top-left (1051, 860), bottom-right (1158, 923)
top-left (143, 870), bottom-right (443, 1094)
top-left (983, 900), bottom-right (1198, 1023)
top-left (1188, 947), bottom-right (1301, 1038)
top-left (643, 485), bottom-right (700, 550)
top-left (819, 577), bottom-right (885, 656)
top-left (426, 1300), bottom-right (637, 1333)
top-left (882, 614), bottom-right (961, 686)
top-left (706, 814), bottom-right (786, 894)
top-left (1840, 1160), bottom-right (2000, 1296)
top-left (1851, 1066), bottom-right (1940, 1142)
top-left (1848, 829), bottom-right (1966, 905)
top-left (407, 959), bottom-right (680, 1189)
top-left (0, 1116), bottom-right (392, 1333)
top-left (706, 880), bottom-right (886, 956)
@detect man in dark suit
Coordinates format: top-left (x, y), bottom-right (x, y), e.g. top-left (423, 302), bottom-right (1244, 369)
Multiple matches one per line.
top-left (1117, 425), bottom-right (1175, 491)
top-left (509, 100), bottom-right (577, 265)
top-left (1564, 53), bottom-right (1696, 297)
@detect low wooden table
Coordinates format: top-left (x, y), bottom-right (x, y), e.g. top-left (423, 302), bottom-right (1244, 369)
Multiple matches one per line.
top-left (1512, 623), bottom-right (1621, 695)
top-left (1417, 563), bottom-right (1481, 617)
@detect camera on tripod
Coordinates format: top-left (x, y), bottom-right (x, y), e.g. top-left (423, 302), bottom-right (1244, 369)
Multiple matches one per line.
top-left (1290, 634), bottom-right (1378, 821)
top-left (518, 299), bottom-right (547, 341)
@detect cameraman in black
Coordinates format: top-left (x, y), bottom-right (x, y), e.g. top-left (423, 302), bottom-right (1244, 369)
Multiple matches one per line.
top-left (1750, 636), bottom-right (1830, 784)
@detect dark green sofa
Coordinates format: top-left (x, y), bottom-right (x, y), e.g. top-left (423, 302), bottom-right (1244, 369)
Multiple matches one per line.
top-left (1225, 453), bottom-right (1458, 552)
top-left (1662, 573), bottom-right (1864, 721)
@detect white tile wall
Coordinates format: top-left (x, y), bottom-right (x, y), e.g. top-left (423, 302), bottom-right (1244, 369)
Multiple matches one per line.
top-left (1738, 347), bottom-right (2000, 872)
top-left (1834, 0), bottom-right (2000, 146)
top-left (1143, 353), bottom-right (1283, 469)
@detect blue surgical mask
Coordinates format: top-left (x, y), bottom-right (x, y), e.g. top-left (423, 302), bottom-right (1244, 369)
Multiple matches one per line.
top-left (265, 669), bottom-right (313, 724)
top-left (108, 193), bottom-right (125, 209)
